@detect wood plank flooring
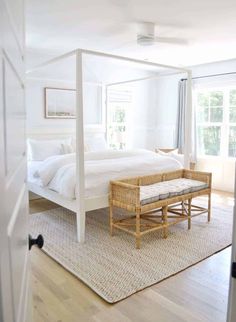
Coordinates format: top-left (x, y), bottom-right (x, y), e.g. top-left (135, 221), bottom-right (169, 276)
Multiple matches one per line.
top-left (30, 190), bottom-right (234, 322)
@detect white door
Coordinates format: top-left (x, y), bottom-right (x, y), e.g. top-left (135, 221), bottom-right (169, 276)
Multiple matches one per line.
top-left (0, 0), bottom-right (32, 321)
top-left (227, 168), bottom-right (236, 322)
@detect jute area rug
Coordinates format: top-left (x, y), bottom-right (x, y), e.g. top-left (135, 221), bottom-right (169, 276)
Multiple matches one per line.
top-left (30, 200), bottom-right (233, 303)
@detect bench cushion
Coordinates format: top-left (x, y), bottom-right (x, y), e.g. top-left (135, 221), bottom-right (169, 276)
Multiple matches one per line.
top-left (140, 178), bottom-right (208, 206)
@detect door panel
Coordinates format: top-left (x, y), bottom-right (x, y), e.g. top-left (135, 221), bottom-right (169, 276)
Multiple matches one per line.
top-left (0, 0), bottom-right (31, 321)
top-left (8, 187), bottom-right (28, 320)
top-left (2, 5), bottom-right (24, 78)
top-left (5, 0), bottom-right (25, 49)
top-left (227, 170), bottom-right (236, 321)
top-left (4, 56), bottom-right (25, 178)
top-left (5, 159), bottom-right (27, 223)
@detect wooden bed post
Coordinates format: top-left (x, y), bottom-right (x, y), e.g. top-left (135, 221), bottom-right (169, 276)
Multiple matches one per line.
top-left (76, 49), bottom-right (86, 243)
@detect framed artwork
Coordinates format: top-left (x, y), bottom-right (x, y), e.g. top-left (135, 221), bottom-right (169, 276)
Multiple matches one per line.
top-left (44, 87), bottom-right (76, 119)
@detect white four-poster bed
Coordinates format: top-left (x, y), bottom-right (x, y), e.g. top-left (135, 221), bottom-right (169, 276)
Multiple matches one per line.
top-left (27, 49), bottom-right (193, 243)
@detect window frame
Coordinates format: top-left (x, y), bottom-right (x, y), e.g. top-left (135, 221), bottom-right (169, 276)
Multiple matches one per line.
top-left (194, 85), bottom-right (236, 159)
top-left (106, 86), bottom-right (133, 150)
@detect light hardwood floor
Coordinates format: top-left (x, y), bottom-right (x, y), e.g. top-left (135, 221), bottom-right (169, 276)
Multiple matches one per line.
top-left (30, 190), bottom-right (234, 322)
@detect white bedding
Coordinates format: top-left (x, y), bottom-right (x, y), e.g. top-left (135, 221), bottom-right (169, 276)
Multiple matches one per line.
top-left (28, 160), bottom-right (43, 186)
top-left (28, 149), bottom-right (182, 200)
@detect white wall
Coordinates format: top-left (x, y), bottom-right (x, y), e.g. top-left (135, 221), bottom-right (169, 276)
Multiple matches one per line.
top-left (128, 81), bottom-right (149, 149)
top-left (192, 59), bottom-right (236, 193)
top-left (26, 50), bottom-right (235, 192)
top-left (191, 58), bottom-right (236, 78)
top-left (151, 58), bottom-right (236, 192)
top-left (26, 50), bottom-right (154, 138)
top-left (128, 75), bottom-right (182, 150)
top-left (26, 78), bottom-right (103, 133)
top-left (152, 75), bottom-right (181, 149)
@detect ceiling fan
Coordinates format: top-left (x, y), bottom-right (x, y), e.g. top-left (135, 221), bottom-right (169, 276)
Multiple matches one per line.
top-left (136, 22), bottom-right (188, 46)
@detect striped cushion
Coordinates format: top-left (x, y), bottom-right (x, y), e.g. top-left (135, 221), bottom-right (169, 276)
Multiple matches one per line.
top-left (140, 178), bottom-right (208, 205)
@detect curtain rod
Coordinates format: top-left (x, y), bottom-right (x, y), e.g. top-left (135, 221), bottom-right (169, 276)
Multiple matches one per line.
top-left (181, 71), bottom-right (236, 81)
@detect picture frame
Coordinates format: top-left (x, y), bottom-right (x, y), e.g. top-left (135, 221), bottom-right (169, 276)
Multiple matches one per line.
top-left (44, 87), bottom-right (76, 119)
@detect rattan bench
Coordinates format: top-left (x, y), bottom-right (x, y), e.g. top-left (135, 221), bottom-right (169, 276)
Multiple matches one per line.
top-left (109, 169), bottom-right (212, 249)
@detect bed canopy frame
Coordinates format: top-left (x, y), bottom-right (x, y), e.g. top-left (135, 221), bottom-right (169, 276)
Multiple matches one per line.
top-left (27, 49), bottom-right (192, 243)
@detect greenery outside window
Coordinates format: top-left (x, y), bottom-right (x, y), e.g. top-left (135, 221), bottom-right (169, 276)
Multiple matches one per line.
top-left (107, 87), bottom-right (132, 150)
top-left (195, 86), bottom-right (236, 158)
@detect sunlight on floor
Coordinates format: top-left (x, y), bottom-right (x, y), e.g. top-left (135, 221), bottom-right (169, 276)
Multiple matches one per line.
top-left (198, 190), bottom-right (235, 207)
top-left (212, 191), bottom-right (235, 207)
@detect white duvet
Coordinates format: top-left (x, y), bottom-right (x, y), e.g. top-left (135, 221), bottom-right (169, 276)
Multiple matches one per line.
top-left (31, 149), bottom-right (182, 199)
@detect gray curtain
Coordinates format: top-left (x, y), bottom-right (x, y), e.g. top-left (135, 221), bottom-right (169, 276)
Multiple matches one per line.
top-left (177, 79), bottom-right (197, 161)
top-left (177, 80), bottom-right (187, 154)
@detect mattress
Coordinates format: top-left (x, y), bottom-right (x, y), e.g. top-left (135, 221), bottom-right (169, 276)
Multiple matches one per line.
top-left (28, 149), bottom-right (183, 200)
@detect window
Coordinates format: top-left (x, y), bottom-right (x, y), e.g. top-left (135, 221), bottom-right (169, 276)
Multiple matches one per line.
top-left (229, 89), bottom-right (236, 157)
top-left (107, 87), bottom-right (132, 150)
top-left (195, 86), bottom-right (236, 158)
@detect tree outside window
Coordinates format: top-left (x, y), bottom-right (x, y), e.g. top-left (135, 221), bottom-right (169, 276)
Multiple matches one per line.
top-left (107, 88), bottom-right (132, 150)
top-left (229, 89), bottom-right (236, 157)
top-left (196, 87), bottom-right (236, 158)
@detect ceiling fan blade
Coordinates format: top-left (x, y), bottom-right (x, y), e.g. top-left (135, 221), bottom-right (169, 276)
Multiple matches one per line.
top-left (154, 37), bottom-right (189, 45)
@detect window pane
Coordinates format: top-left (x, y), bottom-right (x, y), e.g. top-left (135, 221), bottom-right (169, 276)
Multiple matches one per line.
top-left (229, 107), bottom-right (236, 123)
top-left (197, 92), bottom-right (209, 107)
top-left (204, 108), bottom-right (209, 122)
top-left (113, 107), bottom-right (126, 123)
top-left (197, 107), bottom-right (205, 122)
top-left (197, 126), bottom-right (221, 156)
top-left (197, 107), bottom-right (209, 122)
top-left (210, 107), bottom-right (223, 122)
top-left (230, 89), bottom-right (236, 106)
top-left (108, 125), bottom-right (126, 150)
top-left (229, 126), bottom-right (236, 157)
top-left (107, 87), bottom-right (132, 150)
top-left (210, 91), bottom-right (223, 106)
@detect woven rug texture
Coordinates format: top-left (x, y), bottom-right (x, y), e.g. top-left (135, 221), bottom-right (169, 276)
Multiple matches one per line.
top-left (30, 201), bottom-right (233, 303)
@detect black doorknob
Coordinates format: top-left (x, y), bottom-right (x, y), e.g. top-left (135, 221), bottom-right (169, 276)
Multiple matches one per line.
top-left (29, 234), bottom-right (44, 250)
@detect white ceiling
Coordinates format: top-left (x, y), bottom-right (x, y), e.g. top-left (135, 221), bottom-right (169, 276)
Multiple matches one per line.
top-left (27, 52), bottom-right (173, 84)
top-left (26, 0), bottom-right (236, 67)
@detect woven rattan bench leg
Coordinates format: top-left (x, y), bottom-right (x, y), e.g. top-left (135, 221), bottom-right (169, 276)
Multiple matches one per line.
top-left (181, 201), bottom-right (184, 214)
top-left (161, 207), bottom-right (164, 222)
top-left (163, 205), bottom-right (168, 239)
top-left (208, 193), bottom-right (211, 222)
top-left (136, 208), bottom-right (141, 249)
top-left (188, 198), bottom-right (192, 229)
top-left (109, 202), bottom-right (114, 236)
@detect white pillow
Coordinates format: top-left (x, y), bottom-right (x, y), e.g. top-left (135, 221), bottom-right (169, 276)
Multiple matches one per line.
top-left (85, 136), bottom-right (108, 152)
top-left (156, 149), bottom-right (178, 155)
top-left (61, 143), bottom-right (74, 154)
top-left (156, 149), bottom-right (184, 166)
top-left (71, 137), bottom-right (88, 152)
top-left (28, 138), bottom-right (72, 161)
top-left (169, 153), bottom-right (184, 165)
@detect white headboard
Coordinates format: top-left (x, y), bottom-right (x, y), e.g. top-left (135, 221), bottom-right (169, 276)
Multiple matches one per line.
top-left (26, 126), bottom-right (106, 140)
